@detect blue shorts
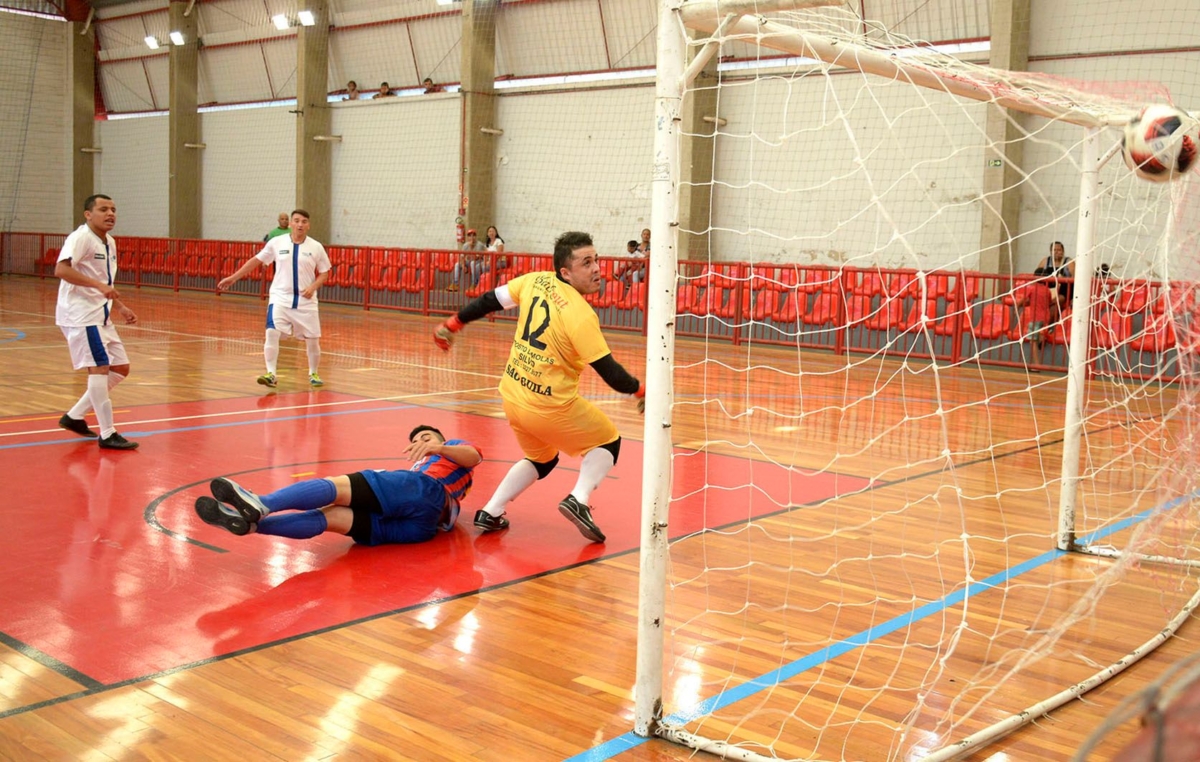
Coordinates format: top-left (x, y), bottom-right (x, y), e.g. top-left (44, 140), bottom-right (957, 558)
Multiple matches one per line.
top-left (354, 470), bottom-right (446, 546)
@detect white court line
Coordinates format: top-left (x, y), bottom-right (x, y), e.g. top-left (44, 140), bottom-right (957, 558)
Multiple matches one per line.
top-left (0, 385), bottom-right (498, 438)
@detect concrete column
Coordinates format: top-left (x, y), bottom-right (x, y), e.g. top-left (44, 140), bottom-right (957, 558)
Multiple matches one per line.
top-left (295, 0), bottom-right (332, 242)
top-left (460, 0), bottom-right (499, 238)
top-left (168, 0), bottom-right (201, 239)
top-left (978, 0), bottom-right (1030, 275)
top-left (67, 19), bottom-right (96, 224)
top-left (678, 31), bottom-right (720, 263)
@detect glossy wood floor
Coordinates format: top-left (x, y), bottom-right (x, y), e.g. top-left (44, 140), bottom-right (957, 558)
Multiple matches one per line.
top-left (1, 275), bottom-right (1198, 762)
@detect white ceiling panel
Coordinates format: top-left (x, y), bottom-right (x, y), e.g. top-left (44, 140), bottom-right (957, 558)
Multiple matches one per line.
top-left (498, 0), bottom-right (608, 77)
top-left (598, 0), bottom-right (658, 70)
top-left (98, 59), bottom-right (158, 114)
top-left (145, 56), bottom-right (169, 110)
top-left (97, 13), bottom-right (169, 55)
top-left (862, 0), bottom-right (991, 44)
top-left (410, 15), bottom-right (463, 85)
top-left (329, 25), bottom-right (419, 92)
top-left (262, 39), bottom-right (301, 99)
top-left (200, 45), bottom-right (278, 104)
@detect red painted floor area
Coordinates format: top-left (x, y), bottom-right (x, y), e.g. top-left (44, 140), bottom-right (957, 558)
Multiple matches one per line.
top-left (1, 393), bottom-right (867, 686)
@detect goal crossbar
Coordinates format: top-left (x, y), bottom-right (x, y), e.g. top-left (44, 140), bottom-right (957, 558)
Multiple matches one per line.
top-left (678, 4), bottom-right (1137, 128)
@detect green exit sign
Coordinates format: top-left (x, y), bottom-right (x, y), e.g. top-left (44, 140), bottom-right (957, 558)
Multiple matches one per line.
top-left (987, 159), bottom-right (1004, 167)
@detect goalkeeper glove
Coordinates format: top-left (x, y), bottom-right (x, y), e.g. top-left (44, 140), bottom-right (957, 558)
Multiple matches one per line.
top-left (634, 384), bottom-right (646, 414)
top-left (433, 315), bottom-right (465, 351)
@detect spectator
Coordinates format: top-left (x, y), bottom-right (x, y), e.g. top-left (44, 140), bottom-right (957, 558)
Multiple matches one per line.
top-left (345, 80), bottom-right (360, 100)
top-left (264, 212), bottom-right (289, 243)
top-left (639, 227), bottom-right (651, 254)
top-left (374, 82), bottom-right (395, 99)
top-left (1040, 241), bottom-right (1073, 322)
top-left (485, 225), bottom-right (507, 271)
top-left (423, 77), bottom-right (444, 94)
top-left (449, 228), bottom-right (487, 291)
top-left (614, 239), bottom-right (646, 285)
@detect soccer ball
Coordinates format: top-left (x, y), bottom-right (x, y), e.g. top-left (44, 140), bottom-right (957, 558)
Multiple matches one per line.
top-left (1122, 104), bottom-right (1199, 182)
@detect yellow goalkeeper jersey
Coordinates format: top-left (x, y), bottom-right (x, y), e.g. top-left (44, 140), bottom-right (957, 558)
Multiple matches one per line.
top-left (499, 272), bottom-right (611, 411)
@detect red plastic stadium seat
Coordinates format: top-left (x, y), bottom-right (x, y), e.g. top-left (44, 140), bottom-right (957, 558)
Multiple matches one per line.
top-left (804, 292), bottom-right (838, 326)
top-left (972, 303), bottom-right (1013, 341)
top-left (1131, 299), bottom-right (1176, 352)
top-left (617, 282), bottom-right (646, 311)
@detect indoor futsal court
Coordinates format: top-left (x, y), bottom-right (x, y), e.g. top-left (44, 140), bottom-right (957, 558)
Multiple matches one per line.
top-left (5, 0), bottom-right (1200, 758)
top-left (2, 273), bottom-right (1198, 761)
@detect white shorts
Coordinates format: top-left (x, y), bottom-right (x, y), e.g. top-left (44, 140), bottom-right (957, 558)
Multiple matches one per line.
top-left (61, 325), bottom-right (129, 370)
top-left (266, 303), bottom-right (321, 339)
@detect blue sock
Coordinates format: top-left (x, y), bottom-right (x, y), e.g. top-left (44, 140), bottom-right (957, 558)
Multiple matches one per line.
top-left (255, 510), bottom-right (328, 539)
top-left (261, 478), bottom-right (337, 514)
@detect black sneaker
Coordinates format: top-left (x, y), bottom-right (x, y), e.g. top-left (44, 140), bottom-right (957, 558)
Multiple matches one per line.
top-left (59, 414), bottom-right (98, 438)
top-left (195, 496), bottom-right (252, 536)
top-left (98, 432), bottom-right (138, 450)
top-left (210, 477), bottom-right (269, 523)
top-left (558, 495), bottom-right (605, 543)
top-left (473, 509), bottom-right (510, 532)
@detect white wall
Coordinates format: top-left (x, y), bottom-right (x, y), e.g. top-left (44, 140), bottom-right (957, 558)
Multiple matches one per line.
top-left (202, 106), bottom-right (295, 241)
top-left (0, 15), bottom-right (68, 233)
top-left (494, 87), bottom-right (656, 256)
top-left (97, 116), bottom-right (169, 237)
top-left (329, 95), bottom-right (461, 247)
top-left (711, 72), bottom-right (988, 269)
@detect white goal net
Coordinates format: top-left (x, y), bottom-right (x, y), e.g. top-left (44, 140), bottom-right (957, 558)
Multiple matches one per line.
top-left (635, 2), bottom-right (1200, 760)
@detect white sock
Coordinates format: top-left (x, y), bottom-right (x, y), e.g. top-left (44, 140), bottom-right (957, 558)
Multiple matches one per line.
top-left (572, 446), bottom-right (616, 506)
top-left (306, 338), bottom-right (321, 375)
top-left (264, 329), bottom-right (281, 374)
top-left (482, 459), bottom-right (539, 517)
top-left (87, 373), bottom-right (115, 439)
top-left (68, 371), bottom-right (125, 419)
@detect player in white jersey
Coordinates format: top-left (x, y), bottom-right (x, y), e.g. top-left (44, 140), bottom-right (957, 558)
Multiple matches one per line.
top-left (55, 194), bottom-right (139, 450)
top-left (217, 209), bottom-right (333, 388)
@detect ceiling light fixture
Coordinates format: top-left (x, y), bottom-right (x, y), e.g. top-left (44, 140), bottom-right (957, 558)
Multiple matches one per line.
top-left (169, 30), bottom-right (185, 45)
top-left (144, 35), bottom-right (160, 49)
top-left (297, 10), bottom-right (315, 26)
top-left (272, 13), bottom-right (289, 30)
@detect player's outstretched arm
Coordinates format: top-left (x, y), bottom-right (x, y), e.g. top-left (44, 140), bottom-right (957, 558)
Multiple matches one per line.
top-left (433, 289), bottom-right (508, 351)
top-left (404, 438), bottom-right (483, 467)
top-left (590, 354), bottom-right (645, 413)
top-left (217, 257), bottom-right (264, 292)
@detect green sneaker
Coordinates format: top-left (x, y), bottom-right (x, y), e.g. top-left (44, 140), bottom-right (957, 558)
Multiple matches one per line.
top-left (256, 372), bottom-right (277, 388)
top-left (309, 373), bottom-right (325, 387)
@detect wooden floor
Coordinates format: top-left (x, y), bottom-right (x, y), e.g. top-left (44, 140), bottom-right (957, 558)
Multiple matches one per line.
top-left (1, 275), bottom-right (1198, 761)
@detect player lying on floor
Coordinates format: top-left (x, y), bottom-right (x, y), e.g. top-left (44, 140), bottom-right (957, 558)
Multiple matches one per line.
top-left (195, 424), bottom-right (481, 545)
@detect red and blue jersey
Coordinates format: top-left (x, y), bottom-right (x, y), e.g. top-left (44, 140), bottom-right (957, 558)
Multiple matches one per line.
top-left (411, 438), bottom-right (480, 501)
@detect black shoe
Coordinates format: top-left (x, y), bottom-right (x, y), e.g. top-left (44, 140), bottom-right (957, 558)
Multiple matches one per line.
top-left (210, 477), bottom-right (268, 523)
top-left (59, 414), bottom-right (98, 438)
top-left (195, 496), bottom-right (251, 536)
top-left (98, 432), bottom-right (138, 450)
top-left (473, 509), bottom-right (510, 532)
top-left (558, 495), bottom-right (605, 543)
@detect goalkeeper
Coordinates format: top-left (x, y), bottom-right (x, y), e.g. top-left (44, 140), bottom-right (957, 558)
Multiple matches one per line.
top-left (434, 231), bottom-right (645, 543)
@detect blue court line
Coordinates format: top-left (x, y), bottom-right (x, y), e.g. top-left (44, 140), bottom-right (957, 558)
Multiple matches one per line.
top-left (0, 404), bottom-right (416, 451)
top-left (568, 491), bottom-right (1197, 761)
top-left (0, 329), bottom-right (27, 344)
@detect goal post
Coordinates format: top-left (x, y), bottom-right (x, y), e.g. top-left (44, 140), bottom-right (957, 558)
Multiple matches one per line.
top-left (636, 1), bottom-right (1200, 759)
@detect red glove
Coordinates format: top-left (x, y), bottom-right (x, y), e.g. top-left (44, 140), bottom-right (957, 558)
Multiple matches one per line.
top-left (434, 315), bottom-right (465, 351)
top-left (634, 384), bottom-right (646, 414)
